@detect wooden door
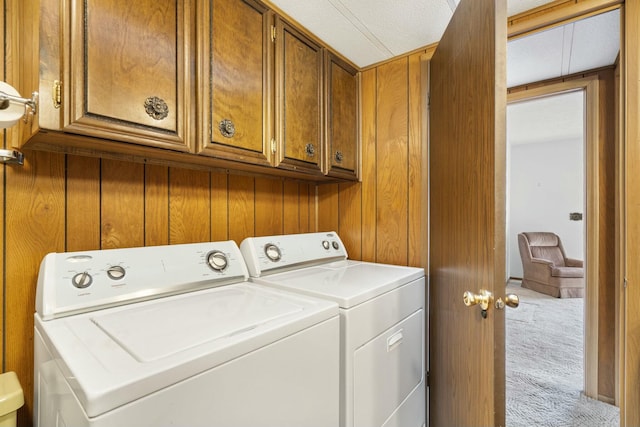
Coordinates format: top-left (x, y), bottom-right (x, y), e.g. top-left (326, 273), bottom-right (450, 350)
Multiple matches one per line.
top-left (63, 0), bottom-right (195, 151)
top-left (324, 52), bottom-right (359, 180)
top-left (274, 17), bottom-right (324, 176)
top-left (429, 0), bottom-right (507, 425)
top-left (201, 0), bottom-right (273, 166)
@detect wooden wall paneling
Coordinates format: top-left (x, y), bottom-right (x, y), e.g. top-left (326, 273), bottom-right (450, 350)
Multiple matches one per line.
top-left (6, 151), bottom-right (66, 426)
top-left (255, 178), bottom-right (284, 236)
top-left (144, 165), bottom-right (170, 246)
top-left (360, 68), bottom-right (377, 262)
top-left (66, 156), bottom-right (101, 251)
top-left (408, 52), bottom-right (426, 269)
top-left (100, 159), bottom-right (145, 249)
top-left (337, 182), bottom-right (362, 259)
top-left (597, 69), bottom-right (616, 401)
top-left (283, 181), bottom-right (301, 234)
top-left (1, 0), bottom-right (6, 374)
top-left (317, 183), bottom-right (339, 232)
top-left (376, 58), bottom-right (409, 266)
top-left (169, 168), bottom-right (211, 244)
top-left (300, 183), bottom-right (313, 233)
top-left (210, 172), bottom-right (229, 241)
top-left (227, 175), bottom-right (255, 244)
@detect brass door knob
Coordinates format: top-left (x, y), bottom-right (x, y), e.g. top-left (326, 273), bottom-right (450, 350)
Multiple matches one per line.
top-left (495, 294), bottom-right (519, 310)
top-left (463, 289), bottom-right (493, 310)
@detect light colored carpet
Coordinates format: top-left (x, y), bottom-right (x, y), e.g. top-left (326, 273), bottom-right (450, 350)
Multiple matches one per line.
top-left (506, 281), bottom-right (619, 427)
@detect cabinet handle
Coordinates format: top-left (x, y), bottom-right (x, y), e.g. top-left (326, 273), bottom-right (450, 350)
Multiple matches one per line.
top-left (144, 96), bottom-right (169, 120)
top-left (219, 119), bottom-right (236, 138)
top-left (305, 143), bottom-right (316, 157)
top-left (335, 151), bottom-right (344, 163)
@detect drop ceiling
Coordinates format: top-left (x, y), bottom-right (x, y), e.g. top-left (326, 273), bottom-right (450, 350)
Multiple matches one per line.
top-left (270, 0), bottom-right (621, 87)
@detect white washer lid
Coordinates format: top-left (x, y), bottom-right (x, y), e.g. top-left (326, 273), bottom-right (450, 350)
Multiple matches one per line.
top-left (35, 282), bottom-right (338, 417)
top-left (250, 260), bottom-right (425, 308)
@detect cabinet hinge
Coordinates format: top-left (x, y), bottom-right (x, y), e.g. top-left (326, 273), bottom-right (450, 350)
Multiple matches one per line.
top-left (53, 80), bottom-right (62, 109)
top-left (271, 25), bottom-right (277, 42)
top-left (270, 138), bottom-right (277, 154)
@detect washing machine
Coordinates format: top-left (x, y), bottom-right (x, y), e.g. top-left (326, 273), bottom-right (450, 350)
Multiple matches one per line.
top-left (240, 232), bottom-right (426, 427)
top-left (34, 240), bottom-right (339, 427)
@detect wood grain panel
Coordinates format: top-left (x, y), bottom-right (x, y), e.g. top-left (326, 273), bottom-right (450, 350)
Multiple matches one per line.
top-left (317, 184), bottom-right (339, 232)
top-left (255, 178), bottom-right (284, 236)
top-left (360, 69), bottom-right (377, 262)
top-left (66, 156), bottom-right (101, 251)
top-left (210, 172), bottom-right (229, 241)
top-left (0, 0), bottom-right (4, 376)
top-left (408, 52), bottom-right (427, 269)
top-left (144, 165), bottom-right (169, 246)
top-left (101, 159), bottom-right (145, 248)
top-left (376, 58), bottom-right (408, 266)
top-left (300, 183), bottom-right (312, 233)
top-left (169, 168), bottom-right (210, 244)
top-left (338, 182), bottom-right (362, 259)
top-left (228, 175), bottom-right (255, 244)
top-left (284, 181), bottom-right (301, 234)
top-left (6, 151), bottom-right (66, 427)
top-left (623, 2), bottom-right (640, 424)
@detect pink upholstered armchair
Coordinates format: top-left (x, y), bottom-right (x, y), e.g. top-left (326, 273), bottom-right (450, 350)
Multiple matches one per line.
top-left (517, 232), bottom-right (584, 298)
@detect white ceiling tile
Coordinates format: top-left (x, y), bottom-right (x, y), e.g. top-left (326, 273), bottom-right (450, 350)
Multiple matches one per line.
top-left (560, 24), bottom-right (574, 76)
top-left (507, 0), bottom-right (556, 17)
top-left (568, 9), bottom-right (620, 74)
top-left (507, 26), bottom-right (564, 87)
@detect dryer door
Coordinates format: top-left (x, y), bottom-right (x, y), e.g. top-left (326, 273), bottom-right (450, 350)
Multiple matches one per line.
top-left (353, 309), bottom-right (424, 427)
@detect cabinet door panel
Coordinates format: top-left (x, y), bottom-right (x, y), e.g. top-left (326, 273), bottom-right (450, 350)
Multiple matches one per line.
top-left (326, 53), bottom-right (359, 180)
top-left (275, 19), bottom-right (323, 175)
top-left (201, 0), bottom-right (272, 166)
top-left (67, 0), bottom-right (194, 151)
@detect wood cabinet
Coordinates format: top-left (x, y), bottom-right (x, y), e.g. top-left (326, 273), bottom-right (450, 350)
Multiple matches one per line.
top-left (19, 0), bottom-right (196, 151)
top-left (201, 0), bottom-right (273, 166)
top-left (10, 0), bottom-right (359, 182)
top-left (273, 17), bottom-right (324, 176)
top-left (325, 52), bottom-right (359, 180)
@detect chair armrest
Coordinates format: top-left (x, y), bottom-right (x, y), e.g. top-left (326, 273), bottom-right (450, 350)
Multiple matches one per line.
top-left (531, 257), bottom-right (554, 267)
top-left (565, 258), bottom-right (584, 268)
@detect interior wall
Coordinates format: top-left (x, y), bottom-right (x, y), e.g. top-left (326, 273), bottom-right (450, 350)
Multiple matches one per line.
top-left (507, 136), bottom-right (584, 278)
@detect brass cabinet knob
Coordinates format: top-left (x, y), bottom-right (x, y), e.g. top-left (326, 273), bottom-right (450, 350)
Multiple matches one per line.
top-left (219, 119), bottom-right (236, 138)
top-left (305, 143), bottom-right (316, 157)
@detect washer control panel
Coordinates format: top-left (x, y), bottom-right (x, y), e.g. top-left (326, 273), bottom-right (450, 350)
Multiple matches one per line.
top-left (36, 241), bottom-right (248, 320)
top-left (240, 231), bottom-right (348, 277)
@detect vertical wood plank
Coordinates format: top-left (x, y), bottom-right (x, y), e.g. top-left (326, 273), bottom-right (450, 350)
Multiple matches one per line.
top-left (255, 178), bottom-right (283, 236)
top-left (317, 184), bottom-right (339, 232)
top-left (376, 58), bottom-right (409, 265)
top-left (66, 156), bottom-right (101, 251)
top-left (6, 152), bottom-right (65, 427)
top-left (228, 175), bottom-right (255, 244)
top-left (283, 181), bottom-right (300, 234)
top-left (408, 52), bottom-right (427, 268)
top-left (361, 68), bottom-right (377, 262)
top-left (101, 159), bottom-right (145, 249)
top-left (304, 184), bottom-right (315, 232)
top-left (338, 182), bottom-right (362, 259)
top-left (145, 165), bottom-right (169, 246)
top-left (0, 0), bottom-right (6, 375)
top-left (211, 172), bottom-right (229, 241)
top-left (169, 168), bottom-right (210, 244)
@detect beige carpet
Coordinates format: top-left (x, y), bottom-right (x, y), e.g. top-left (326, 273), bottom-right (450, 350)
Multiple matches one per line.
top-left (506, 281), bottom-right (619, 426)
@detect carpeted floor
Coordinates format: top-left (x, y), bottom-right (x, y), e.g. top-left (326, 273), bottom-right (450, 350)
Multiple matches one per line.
top-left (506, 281), bottom-right (619, 427)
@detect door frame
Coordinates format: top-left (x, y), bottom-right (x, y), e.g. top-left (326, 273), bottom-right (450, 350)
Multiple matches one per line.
top-left (507, 75), bottom-right (601, 399)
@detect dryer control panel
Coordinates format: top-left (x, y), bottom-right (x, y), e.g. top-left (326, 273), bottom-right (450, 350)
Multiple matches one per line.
top-left (240, 232), bottom-right (348, 277)
top-left (36, 241), bottom-right (249, 320)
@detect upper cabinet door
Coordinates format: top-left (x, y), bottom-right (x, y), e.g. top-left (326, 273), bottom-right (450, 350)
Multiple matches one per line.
top-left (200, 0), bottom-right (273, 166)
top-left (65, 0), bottom-right (195, 151)
top-left (274, 17), bottom-right (324, 176)
top-left (325, 52), bottom-right (359, 180)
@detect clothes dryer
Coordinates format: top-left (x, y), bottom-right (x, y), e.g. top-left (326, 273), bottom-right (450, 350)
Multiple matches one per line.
top-left (34, 241), bottom-right (339, 427)
top-left (240, 232), bottom-right (426, 427)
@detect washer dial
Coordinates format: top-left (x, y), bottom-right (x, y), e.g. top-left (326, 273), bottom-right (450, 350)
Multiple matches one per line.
top-left (72, 271), bottom-right (93, 289)
top-left (206, 250), bottom-right (228, 271)
top-left (106, 265), bottom-right (126, 280)
top-left (264, 244), bottom-right (282, 262)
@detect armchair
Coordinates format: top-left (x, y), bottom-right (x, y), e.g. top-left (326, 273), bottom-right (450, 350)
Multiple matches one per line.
top-left (517, 232), bottom-right (584, 298)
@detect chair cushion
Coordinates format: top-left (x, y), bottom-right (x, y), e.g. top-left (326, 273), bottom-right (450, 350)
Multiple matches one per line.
top-left (523, 232), bottom-right (559, 247)
top-left (551, 266), bottom-right (584, 278)
top-left (531, 246), bottom-right (565, 267)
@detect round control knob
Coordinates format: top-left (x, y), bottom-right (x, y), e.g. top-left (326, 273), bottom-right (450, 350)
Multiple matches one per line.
top-left (206, 250), bottom-right (228, 272)
top-left (322, 240), bottom-right (330, 250)
top-left (332, 241), bottom-right (340, 250)
top-left (106, 265), bottom-right (126, 280)
top-left (72, 271), bottom-right (93, 289)
top-left (264, 244), bottom-right (282, 262)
